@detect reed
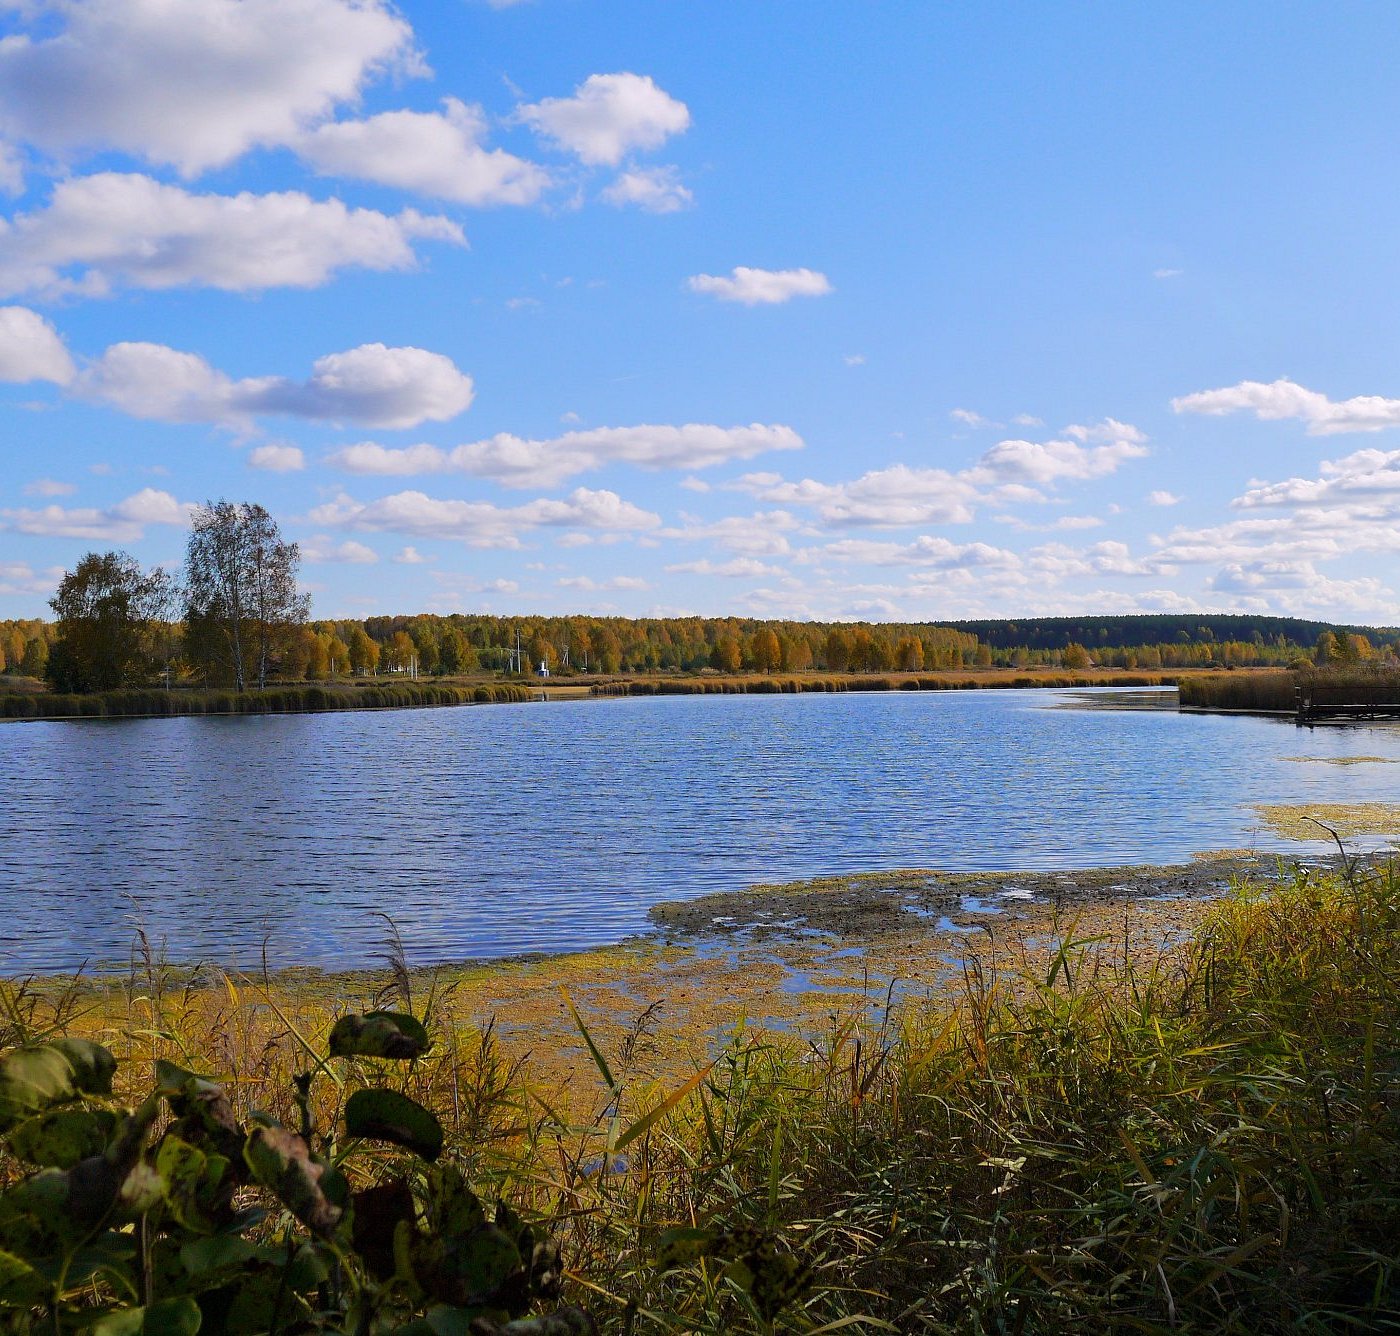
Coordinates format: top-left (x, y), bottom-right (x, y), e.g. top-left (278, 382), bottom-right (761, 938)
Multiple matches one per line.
top-left (4, 861), bottom-right (1398, 1331)
top-left (1177, 670), bottom-right (1297, 712)
top-left (592, 671), bottom-right (1175, 698)
top-left (0, 679), bottom-right (534, 720)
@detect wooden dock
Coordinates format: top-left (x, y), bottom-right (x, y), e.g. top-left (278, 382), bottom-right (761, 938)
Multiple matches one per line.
top-left (1297, 682), bottom-right (1400, 722)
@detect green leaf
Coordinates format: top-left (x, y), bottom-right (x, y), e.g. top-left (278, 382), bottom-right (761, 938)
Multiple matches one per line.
top-left (0, 1041), bottom-right (113, 1133)
top-left (179, 1234), bottom-right (257, 1277)
top-left (344, 1089), bottom-right (443, 1161)
top-left (0, 1247), bottom-right (45, 1305)
top-left (611, 1061), bottom-right (715, 1153)
top-left (328, 1011), bottom-right (431, 1060)
top-left (426, 1164), bottom-right (485, 1237)
top-left (156, 1136), bottom-right (231, 1233)
top-left (7, 1106), bottom-right (119, 1168)
top-left (243, 1126), bottom-right (342, 1236)
top-left (90, 1296), bottom-right (201, 1336)
top-left (50, 1039), bottom-right (117, 1096)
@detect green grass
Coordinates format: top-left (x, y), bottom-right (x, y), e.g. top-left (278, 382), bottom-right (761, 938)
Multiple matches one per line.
top-left (0, 679), bottom-right (534, 719)
top-left (4, 862), bottom-right (1399, 1331)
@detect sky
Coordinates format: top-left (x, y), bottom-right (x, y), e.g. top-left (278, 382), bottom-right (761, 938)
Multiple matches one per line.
top-left (2, 1), bottom-right (1400, 626)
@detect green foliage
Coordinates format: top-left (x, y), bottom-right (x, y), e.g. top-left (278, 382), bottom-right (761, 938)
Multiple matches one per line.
top-left (0, 1017), bottom-right (593, 1335)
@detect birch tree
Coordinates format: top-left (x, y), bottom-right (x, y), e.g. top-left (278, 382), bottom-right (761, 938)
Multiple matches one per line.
top-left (184, 501), bottom-right (310, 690)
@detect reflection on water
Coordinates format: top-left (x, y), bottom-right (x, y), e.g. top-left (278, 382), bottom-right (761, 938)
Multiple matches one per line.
top-left (2, 688), bottom-right (1398, 971)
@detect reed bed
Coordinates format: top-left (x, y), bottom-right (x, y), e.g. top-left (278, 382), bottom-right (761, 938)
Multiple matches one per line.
top-left (593, 671), bottom-right (1175, 697)
top-left (4, 860), bottom-right (1398, 1331)
top-left (1177, 671), bottom-right (1297, 712)
top-left (0, 679), bottom-right (533, 719)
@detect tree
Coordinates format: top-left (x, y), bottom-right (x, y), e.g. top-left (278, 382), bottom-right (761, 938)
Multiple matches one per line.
top-left (348, 626), bottom-right (379, 676)
top-left (184, 501), bottom-right (310, 691)
top-left (46, 551), bottom-right (159, 693)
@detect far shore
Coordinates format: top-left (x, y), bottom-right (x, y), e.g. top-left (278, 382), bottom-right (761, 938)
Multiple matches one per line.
top-left (0, 665), bottom-right (1262, 722)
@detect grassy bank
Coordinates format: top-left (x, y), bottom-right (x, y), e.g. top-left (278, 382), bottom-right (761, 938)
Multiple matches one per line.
top-left (4, 861), bottom-right (1398, 1330)
top-left (592, 669), bottom-right (1179, 697)
top-left (0, 679), bottom-right (535, 720)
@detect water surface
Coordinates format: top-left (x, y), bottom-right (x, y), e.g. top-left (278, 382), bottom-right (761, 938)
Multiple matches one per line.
top-left (2, 688), bottom-right (1397, 972)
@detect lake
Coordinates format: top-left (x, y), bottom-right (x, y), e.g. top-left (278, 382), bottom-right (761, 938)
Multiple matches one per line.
top-left (2, 687), bottom-right (1398, 973)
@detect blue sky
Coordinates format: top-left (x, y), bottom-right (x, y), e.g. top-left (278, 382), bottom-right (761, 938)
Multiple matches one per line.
top-left (3, 0), bottom-right (1399, 624)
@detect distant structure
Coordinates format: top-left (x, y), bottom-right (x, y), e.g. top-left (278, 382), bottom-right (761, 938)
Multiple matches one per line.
top-left (537, 660), bottom-right (550, 678)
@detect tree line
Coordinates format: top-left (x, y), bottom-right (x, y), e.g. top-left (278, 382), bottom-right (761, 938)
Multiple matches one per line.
top-left (3, 505), bottom-right (1397, 693)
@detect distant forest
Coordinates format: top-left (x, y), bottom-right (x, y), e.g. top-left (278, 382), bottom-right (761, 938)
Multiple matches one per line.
top-left (4, 609), bottom-right (1397, 686)
top-left (946, 614), bottom-right (1400, 652)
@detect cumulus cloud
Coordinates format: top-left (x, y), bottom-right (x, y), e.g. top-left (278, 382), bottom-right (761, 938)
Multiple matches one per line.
top-left (0, 488), bottom-right (191, 541)
top-left (326, 422), bottom-right (800, 487)
top-left (950, 408), bottom-right (995, 428)
top-left (1173, 378), bottom-right (1400, 435)
top-left (600, 165), bottom-right (692, 213)
top-left (0, 306), bottom-right (74, 384)
top-left (733, 420), bottom-right (1148, 530)
top-left (302, 537), bottom-right (378, 564)
top-left (659, 511), bottom-right (799, 558)
top-left (393, 546), bottom-right (429, 564)
top-left (297, 98), bottom-right (549, 206)
top-left (686, 266), bottom-right (833, 306)
top-left (0, 174), bottom-right (462, 299)
top-left (0, 560), bottom-right (65, 597)
top-left (517, 73), bottom-right (689, 166)
top-left (308, 487), bottom-right (660, 548)
top-left (1147, 490), bottom-right (1182, 506)
top-left (248, 444), bottom-right (306, 472)
top-left (78, 341), bottom-right (474, 430)
top-left (0, 0), bottom-right (420, 175)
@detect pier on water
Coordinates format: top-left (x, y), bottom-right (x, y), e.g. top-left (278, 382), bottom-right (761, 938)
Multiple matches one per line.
top-left (1297, 682), bottom-right (1400, 723)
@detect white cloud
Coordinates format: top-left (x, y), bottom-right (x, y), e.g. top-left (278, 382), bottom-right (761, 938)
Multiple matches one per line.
top-left (0, 0), bottom-right (420, 175)
top-left (79, 341), bottom-right (474, 430)
top-left (0, 143), bottom-right (23, 196)
top-left (601, 165), bottom-right (692, 213)
top-left (0, 174), bottom-right (463, 299)
top-left (687, 266), bottom-right (833, 306)
top-left (1153, 268), bottom-right (1183, 279)
top-left (660, 511), bottom-right (798, 557)
top-left (558, 574), bottom-right (650, 590)
top-left (393, 546), bottom-right (429, 564)
top-left (303, 537), bottom-right (378, 564)
top-left (821, 536), bottom-right (1021, 570)
top-left (297, 98), bottom-right (549, 206)
top-left (1173, 378), bottom-right (1400, 435)
top-left (664, 557), bottom-right (783, 579)
top-left (517, 72), bottom-right (689, 166)
top-left (326, 422), bottom-right (800, 487)
top-left (0, 488), bottom-right (190, 541)
top-left (248, 444), bottom-right (306, 472)
top-left (22, 478), bottom-right (75, 497)
top-left (844, 354), bottom-right (866, 367)
top-left (1011, 413), bottom-right (1044, 427)
top-left (0, 306), bottom-right (74, 384)
top-left (308, 487), bottom-right (660, 548)
top-left (950, 408), bottom-right (995, 428)
top-left (0, 560), bottom-right (64, 597)
top-left (734, 420), bottom-right (1147, 530)
top-left (1147, 490), bottom-right (1182, 506)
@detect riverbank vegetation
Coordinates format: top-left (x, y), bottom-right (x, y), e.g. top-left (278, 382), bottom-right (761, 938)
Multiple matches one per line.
top-left (4, 860), bottom-right (1398, 1330)
top-left (0, 679), bottom-right (533, 720)
top-left (1180, 662), bottom-right (1400, 713)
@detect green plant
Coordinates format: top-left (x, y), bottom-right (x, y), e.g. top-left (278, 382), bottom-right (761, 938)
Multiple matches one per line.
top-left (0, 1012), bottom-right (592, 1334)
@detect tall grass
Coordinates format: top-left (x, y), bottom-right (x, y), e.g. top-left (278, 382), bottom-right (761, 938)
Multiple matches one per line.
top-left (0, 679), bottom-right (534, 720)
top-left (594, 671), bottom-right (1175, 698)
top-left (1178, 670), bottom-right (1297, 712)
top-left (5, 862), bottom-right (1398, 1330)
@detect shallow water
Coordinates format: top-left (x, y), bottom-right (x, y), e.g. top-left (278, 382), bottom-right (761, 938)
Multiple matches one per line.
top-left (2, 687), bottom-right (1397, 972)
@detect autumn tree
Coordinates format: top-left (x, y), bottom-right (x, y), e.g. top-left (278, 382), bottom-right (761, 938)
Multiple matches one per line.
top-left (184, 501), bottom-right (310, 690)
top-left (46, 551), bottom-right (161, 693)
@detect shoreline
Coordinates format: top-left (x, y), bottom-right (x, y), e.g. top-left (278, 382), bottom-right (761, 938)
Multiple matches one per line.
top-left (19, 849), bottom-right (1385, 1090)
